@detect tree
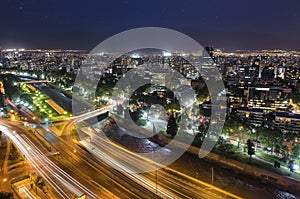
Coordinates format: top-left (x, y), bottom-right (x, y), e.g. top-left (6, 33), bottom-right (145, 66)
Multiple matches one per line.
top-left (291, 145), bottom-right (300, 160)
top-left (166, 102), bottom-right (180, 111)
top-left (166, 114), bottom-right (178, 137)
top-left (257, 126), bottom-right (283, 153)
top-left (283, 132), bottom-right (296, 143)
top-left (217, 137), bottom-right (234, 155)
top-left (291, 93), bottom-right (300, 105)
top-left (2, 75), bottom-right (22, 101)
top-left (0, 93), bottom-right (4, 108)
top-left (196, 86), bottom-right (209, 103)
top-left (281, 145), bottom-right (289, 162)
top-left (247, 139), bottom-right (255, 164)
top-left (222, 114), bottom-right (250, 141)
top-left (20, 93), bottom-right (33, 104)
top-left (130, 108), bottom-right (142, 122)
top-left (274, 144), bottom-right (281, 155)
top-left (0, 192), bottom-right (13, 199)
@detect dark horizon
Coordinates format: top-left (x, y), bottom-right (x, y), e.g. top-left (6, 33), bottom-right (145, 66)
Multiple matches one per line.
top-left (1, 0), bottom-right (300, 51)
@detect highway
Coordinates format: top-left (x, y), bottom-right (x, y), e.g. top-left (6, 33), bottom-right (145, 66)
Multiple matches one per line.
top-left (3, 96), bottom-right (282, 199)
top-left (49, 126), bottom-right (163, 199)
top-left (2, 97), bottom-right (241, 198)
top-left (17, 185), bottom-right (37, 199)
top-left (2, 109), bottom-right (292, 198)
top-left (3, 74), bottom-right (297, 199)
top-left (81, 129), bottom-right (242, 199)
top-left (68, 106), bottom-right (241, 198)
top-left (0, 122), bottom-right (98, 199)
top-left (2, 102), bottom-right (282, 199)
top-left (2, 105), bottom-right (163, 198)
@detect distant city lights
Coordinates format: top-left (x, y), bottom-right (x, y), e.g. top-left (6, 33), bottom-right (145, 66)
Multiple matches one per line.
top-left (163, 51), bottom-right (172, 57)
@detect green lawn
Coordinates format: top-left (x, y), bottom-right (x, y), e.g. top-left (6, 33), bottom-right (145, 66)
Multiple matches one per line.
top-left (213, 147), bottom-right (300, 179)
top-left (19, 83), bottom-right (71, 121)
top-left (159, 129), bottom-right (172, 137)
top-left (256, 151), bottom-right (285, 165)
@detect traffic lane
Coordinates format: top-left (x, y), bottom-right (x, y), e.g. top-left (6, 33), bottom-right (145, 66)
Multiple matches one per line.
top-left (22, 134), bottom-right (98, 199)
top-left (56, 144), bottom-right (159, 199)
top-left (82, 140), bottom-right (172, 199)
top-left (0, 122), bottom-right (104, 199)
top-left (89, 136), bottom-right (239, 199)
top-left (0, 124), bottom-right (74, 198)
top-left (6, 119), bottom-right (153, 198)
top-left (50, 135), bottom-right (159, 199)
top-left (89, 118), bottom-right (294, 199)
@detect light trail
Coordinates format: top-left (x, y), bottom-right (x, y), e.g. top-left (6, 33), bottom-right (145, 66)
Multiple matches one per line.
top-left (22, 135), bottom-right (98, 198)
top-left (0, 124), bottom-right (98, 199)
top-left (80, 139), bottom-right (175, 199)
top-left (83, 131), bottom-right (242, 199)
top-left (73, 105), bottom-right (112, 122)
top-left (18, 185), bottom-right (37, 199)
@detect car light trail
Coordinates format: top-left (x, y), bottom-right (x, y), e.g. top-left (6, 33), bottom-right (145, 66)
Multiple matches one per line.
top-left (18, 185), bottom-right (37, 199)
top-left (82, 131), bottom-right (242, 199)
top-left (0, 124), bottom-right (98, 199)
top-left (80, 139), bottom-right (175, 199)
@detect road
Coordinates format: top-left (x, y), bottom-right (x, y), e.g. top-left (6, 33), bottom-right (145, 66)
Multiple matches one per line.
top-left (81, 127), bottom-right (241, 199)
top-left (30, 104), bottom-right (241, 199)
top-left (83, 115), bottom-right (299, 199)
top-left (4, 75), bottom-right (298, 198)
top-left (17, 185), bottom-right (38, 199)
top-left (49, 126), bottom-right (164, 199)
top-left (0, 121), bottom-right (101, 199)
top-left (1, 119), bottom-right (162, 199)
top-left (4, 102), bottom-right (299, 198)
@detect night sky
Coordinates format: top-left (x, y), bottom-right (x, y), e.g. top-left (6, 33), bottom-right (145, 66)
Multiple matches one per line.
top-left (1, 0), bottom-right (300, 51)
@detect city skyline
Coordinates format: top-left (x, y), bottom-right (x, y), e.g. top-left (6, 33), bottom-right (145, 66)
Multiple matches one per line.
top-left (1, 42), bottom-right (300, 198)
top-left (1, 1), bottom-right (300, 199)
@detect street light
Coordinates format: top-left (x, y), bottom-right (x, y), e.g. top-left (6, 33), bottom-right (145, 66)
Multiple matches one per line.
top-left (252, 128), bottom-right (258, 149)
top-left (44, 117), bottom-right (49, 125)
top-left (238, 126), bottom-right (243, 148)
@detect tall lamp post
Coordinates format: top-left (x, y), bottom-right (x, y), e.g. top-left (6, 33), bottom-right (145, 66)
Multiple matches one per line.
top-left (238, 126), bottom-right (243, 148)
top-left (252, 128), bottom-right (257, 150)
